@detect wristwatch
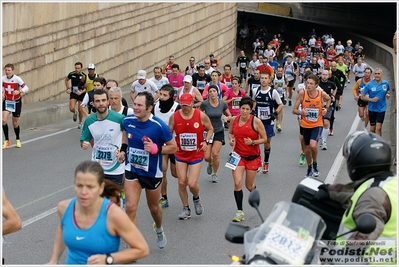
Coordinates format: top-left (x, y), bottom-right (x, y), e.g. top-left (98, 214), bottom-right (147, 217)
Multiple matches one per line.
top-left (106, 254), bottom-right (114, 265)
top-left (205, 140), bottom-right (209, 145)
top-left (251, 140), bottom-right (255, 146)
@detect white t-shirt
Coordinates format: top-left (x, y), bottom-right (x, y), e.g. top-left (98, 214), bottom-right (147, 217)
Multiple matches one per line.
top-left (131, 79), bottom-right (158, 97)
top-left (150, 76), bottom-right (169, 90)
top-left (335, 45), bottom-right (345, 55)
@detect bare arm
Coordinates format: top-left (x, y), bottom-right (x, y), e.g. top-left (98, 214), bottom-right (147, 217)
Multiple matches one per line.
top-left (2, 191), bottom-right (22, 235)
top-left (292, 90), bottom-right (304, 115)
top-left (87, 204), bottom-right (149, 264)
top-left (193, 88), bottom-right (203, 108)
top-left (130, 91), bottom-right (135, 103)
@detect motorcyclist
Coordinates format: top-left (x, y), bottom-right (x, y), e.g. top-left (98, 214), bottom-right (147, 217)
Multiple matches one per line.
top-left (316, 131), bottom-right (396, 264)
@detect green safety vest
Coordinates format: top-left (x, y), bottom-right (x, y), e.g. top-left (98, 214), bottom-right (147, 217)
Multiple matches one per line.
top-left (337, 176), bottom-right (397, 265)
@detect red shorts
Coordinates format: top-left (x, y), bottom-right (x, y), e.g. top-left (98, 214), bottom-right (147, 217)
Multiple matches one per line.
top-left (237, 156), bottom-right (262, 171)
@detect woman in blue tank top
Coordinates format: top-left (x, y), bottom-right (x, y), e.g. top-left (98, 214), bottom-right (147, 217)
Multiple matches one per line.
top-left (47, 161), bottom-right (149, 264)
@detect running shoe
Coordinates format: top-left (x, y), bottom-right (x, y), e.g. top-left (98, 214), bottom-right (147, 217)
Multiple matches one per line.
top-left (329, 129), bottom-right (334, 136)
top-left (305, 167), bottom-right (313, 178)
top-left (178, 206), bottom-right (191, 220)
top-left (232, 210), bottom-right (245, 222)
top-left (299, 152), bottom-right (306, 165)
top-left (313, 163), bottom-right (320, 177)
top-left (348, 79), bottom-right (350, 83)
top-left (2, 140), bottom-right (11, 150)
top-left (276, 122), bottom-right (282, 132)
top-left (152, 222), bottom-right (167, 249)
top-left (288, 100), bottom-right (292, 106)
top-left (73, 110), bottom-right (78, 122)
top-left (318, 138), bottom-right (323, 147)
top-left (262, 162), bottom-right (269, 174)
top-left (15, 139), bottom-right (21, 148)
top-left (193, 198), bottom-right (204, 215)
top-left (321, 141), bottom-right (328, 150)
top-left (77, 123), bottom-right (83, 129)
top-left (207, 163), bottom-right (213, 175)
top-left (159, 197), bottom-right (169, 208)
top-left (211, 173), bottom-right (219, 183)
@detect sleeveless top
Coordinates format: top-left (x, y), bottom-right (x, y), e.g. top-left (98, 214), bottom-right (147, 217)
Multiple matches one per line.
top-left (62, 197), bottom-right (120, 264)
top-left (233, 115), bottom-right (260, 158)
top-left (154, 101), bottom-right (179, 124)
top-left (300, 89), bottom-right (323, 128)
top-left (174, 109), bottom-right (204, 161)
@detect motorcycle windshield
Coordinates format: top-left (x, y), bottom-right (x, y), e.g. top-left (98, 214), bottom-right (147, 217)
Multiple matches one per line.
top-left (244, 201), bottom-right (326, 265)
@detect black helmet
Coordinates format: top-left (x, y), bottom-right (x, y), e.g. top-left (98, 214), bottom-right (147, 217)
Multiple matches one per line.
top-left (343, 131), bottom-right (391, 181)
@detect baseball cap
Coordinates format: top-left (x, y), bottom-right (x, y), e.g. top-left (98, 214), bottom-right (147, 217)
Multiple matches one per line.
top-left (183, 75), bottom-right (192, 83)
top-left (358, 46), bottom-right (363, 50)
top-left (137, 70), bottom-right (146, 79)
top-left (88, 63), bottom-right (95, 69)
top-left (286, 53), bottom-right (293, 58)
top-left (180, 93), bottom-right (193, 105)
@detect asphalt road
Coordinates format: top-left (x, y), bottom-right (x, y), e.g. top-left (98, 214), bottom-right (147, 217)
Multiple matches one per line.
top-left (2, 76), bottom-right (366, 264)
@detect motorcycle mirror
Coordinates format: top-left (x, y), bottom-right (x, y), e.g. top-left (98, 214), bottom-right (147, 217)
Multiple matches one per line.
top-left (225, 222), bottom-right (250, 244)
top-left (248, 189), bottom-right (260, 208)
top-left (248, 189), bottom-right (264, 223)
top-left (333, 213), bottom-right (376, 239)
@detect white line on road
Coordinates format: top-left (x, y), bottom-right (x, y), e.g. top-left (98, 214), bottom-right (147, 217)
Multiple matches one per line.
top-left (324, 109), bottom-right (361, 184)
top-left (8, 127), bottom-right (76, 148)
top-left (22, 207), bottom-right (57, 228)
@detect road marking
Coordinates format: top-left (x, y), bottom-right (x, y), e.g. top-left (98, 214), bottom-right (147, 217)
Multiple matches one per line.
top-left (22, 207), bottom-right (57, 228)
top-left (8, 127), bottom-right (76, 148)
top-left (324, 105), bottom-right (361, 184)
top-left (15, 185), bottom-right (74, 210)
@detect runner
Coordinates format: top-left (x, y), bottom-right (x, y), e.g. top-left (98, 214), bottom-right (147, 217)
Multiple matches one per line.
top-left (169, 93), bottom-right (213, 220)
top-left (292, 74), bottom-right (331, 178)
top-left (80, 89), bottom-right (125, 186)
top-left (227, 96), bottom-right (266, 222)
top-left (118, 91), bottom-right (177, 248)
top-left (46, 161), bottom-right (149, 264)
top-left (200, 85), bottom-right (232, 183)
top-left (152, 84), bottom-right (180, 208)
top-left (65, 62), bottom-right (86, 129)
top-left (2, 63), bottom-right (29, 149)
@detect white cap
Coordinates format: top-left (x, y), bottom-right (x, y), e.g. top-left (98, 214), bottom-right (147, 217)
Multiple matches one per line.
top-left (88, 63), bottom-right (96, 69)
top-left (183, 75), bottom-right (192, 83)
top-left (137, 70), bottom-right (146, 79)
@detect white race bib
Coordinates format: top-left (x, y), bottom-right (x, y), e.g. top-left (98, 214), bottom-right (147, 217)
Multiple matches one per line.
top-left (257, 106), bottom-right (271, 120)
top-left (232, 97), bottom-right (242, 109)
top-left (305, 108), bottom-right (319, 122)
top-left (179, 133), bottom-right (197, 151)
top-left (5, 100), bottom-right (16, 112)
top-left (94, 145), bottom-right (116, 166)
top-left (128, 147), bottom-right (150, 172)
top-left (225, 152), bottom-right (241, 170)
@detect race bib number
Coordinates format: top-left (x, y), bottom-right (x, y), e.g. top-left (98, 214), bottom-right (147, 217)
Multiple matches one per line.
top-left (225, 151), bottom-right (241, 170)
top-left (261, 224), bottom-right (313, 265)
top-left (129, 147), bottom-right (150, 172)
top-left (240, 62), bottom-right (247, 68)
top-left (232, 97), bottom-right (242, 109)
top-left (305, 108), bottom-right (319, 122)
top-left (72, 86), bottom-right (79, 94)
top-left (196, 81), bottom-right (206, 90)
top-left (203, 131), bottom-right (214, 144)
top-left (5, 100), bottom-right (16, 112)
top-left (94, 145), bottom-right (115, 166)
top-left (257, 106), bottom-right (271, 120)
top-left (179, 133), bottom-right (197, 151)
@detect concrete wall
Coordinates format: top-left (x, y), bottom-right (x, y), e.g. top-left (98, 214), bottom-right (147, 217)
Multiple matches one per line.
top-left (2, 2), bottom-right (238, 104)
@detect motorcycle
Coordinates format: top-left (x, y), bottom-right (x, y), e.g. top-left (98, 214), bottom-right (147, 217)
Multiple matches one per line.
top-left (225, 189), bottom-right (376, 265)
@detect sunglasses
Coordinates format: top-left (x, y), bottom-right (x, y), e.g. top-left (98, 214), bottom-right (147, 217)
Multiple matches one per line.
top-left (212, 65), bottom-right (217, 68)
top-left (106, 86), bottom-right (111, 89)
top-left (88, 68), bottom-right (95, 70)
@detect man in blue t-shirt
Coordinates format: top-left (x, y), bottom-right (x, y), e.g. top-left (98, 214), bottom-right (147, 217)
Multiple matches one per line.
top-left (117, 91), bottom-right (177, 249)
top-left (361, 68), bottom-right (391, 136)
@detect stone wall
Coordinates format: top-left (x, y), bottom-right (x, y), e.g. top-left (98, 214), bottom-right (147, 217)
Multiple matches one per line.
top-left (2, 2), bottom-right (238, 104)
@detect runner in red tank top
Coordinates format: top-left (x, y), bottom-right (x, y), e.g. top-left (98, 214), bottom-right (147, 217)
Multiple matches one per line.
top-left (227, 96), bottom-right (266, 222)
top-left (169, 93), bottom-right (213, 220)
